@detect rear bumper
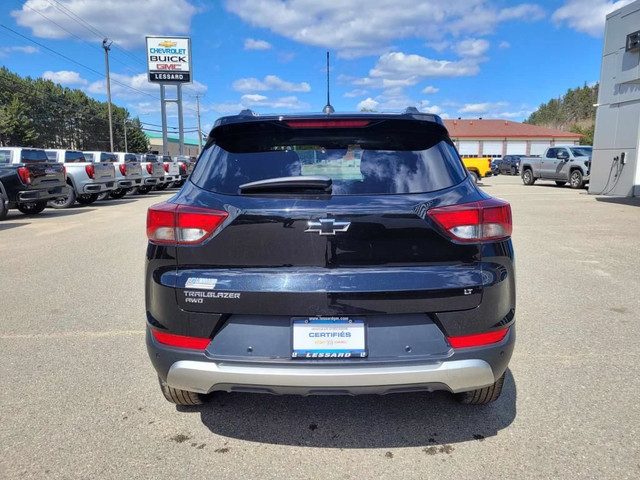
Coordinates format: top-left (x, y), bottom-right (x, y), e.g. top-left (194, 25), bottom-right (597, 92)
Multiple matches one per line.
top-left (144, 177), bottom-right (160, 186)
top-left (17, 185), bottom-right (69, 202)
top-left (148, 325), bottom-right (514, 395)
top-left (167, 358), bottom-right (496, 395)
top-left (81, 182), bottom-right (115, 193)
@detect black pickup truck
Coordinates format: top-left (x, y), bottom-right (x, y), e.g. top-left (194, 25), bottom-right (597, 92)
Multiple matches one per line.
top-left (0, 147), bottom-right (68, 219)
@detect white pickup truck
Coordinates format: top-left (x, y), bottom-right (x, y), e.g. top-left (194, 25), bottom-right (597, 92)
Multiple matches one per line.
top-left (156, 155), bottom-right (180, 190)
top-left (45, 149), bottom-right (116, 208)
top-left (520, 145), bottom-right (592, 189)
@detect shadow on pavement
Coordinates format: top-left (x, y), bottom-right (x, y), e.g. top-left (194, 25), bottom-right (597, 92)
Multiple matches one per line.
top-left (595, 196), bottom-right (640, 207)
top-left (94, 199), bottom-right (138, 207)
top-left (181, 369), bottom-right (517, 448)
top-left (0, 221), bottom-right (30, 231)
top-left (40, 208), bottom-right (97, 217)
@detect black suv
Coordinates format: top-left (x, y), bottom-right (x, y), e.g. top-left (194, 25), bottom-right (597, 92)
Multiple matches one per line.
top-left (498, 155), bottom-right (524, 175)
top-left (145, 110), bottom-right (515, 406)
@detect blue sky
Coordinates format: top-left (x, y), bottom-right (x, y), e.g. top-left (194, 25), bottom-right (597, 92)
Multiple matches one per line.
top-left (0, 0), bottom-right (632, 137)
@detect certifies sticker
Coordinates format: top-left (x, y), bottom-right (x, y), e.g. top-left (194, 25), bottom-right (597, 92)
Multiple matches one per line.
top-left (185, 277), bottom-right (217, 290)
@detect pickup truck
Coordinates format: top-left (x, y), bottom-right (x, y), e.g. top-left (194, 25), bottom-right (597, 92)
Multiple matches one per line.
top-left (135, 153), bottom-right (165, 194)
top-left (461, 157), bottom-right (492, 183)
top-left (520, 145), bottom-right (591, 189)
top-left (45, 149), bottom-right (116, 208)
top-left (155, 155), bottom-right (180, 190)
top-left (173, 155), bottom-right (194, 187)
top-left (0, 147), bottom-right (68, 219)
top-left (85, 151), bottom-right (143, 199)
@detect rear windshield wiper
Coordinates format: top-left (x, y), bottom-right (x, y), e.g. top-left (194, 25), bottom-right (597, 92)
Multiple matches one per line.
top-left (239, 176), bottom-right (332, 194)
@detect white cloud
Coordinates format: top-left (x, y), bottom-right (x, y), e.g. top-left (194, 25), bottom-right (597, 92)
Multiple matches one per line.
top-left (344, 89), bottom-right (369, 98)
top-left (552, 0), bottom-right (633, 37)
top-left (454, 38), bottom-right (489, 57)
top-left (232, 75), bottom-right (311, 93)
top-left (210, 102), bottom-right (247, 114)
top-left (422, 86), bottom-right (440, 94)
top-left (426, 41), bottom-right (450, 52)
top-left (0, 45), bottom-right (39, 57)
top-left (244, 38), bottom-right (273, 50)
top-left (458, 102), bottom-right (509, 114)
top-left (226, 0), bottom-right (546, 58)
top-left (370, 52), bottom-right (481, 80)
top-left (11, 0), bottom-right (198, 48)
top-left (498, 41), bottom-right (511, 49)
top-left (43, 70), bottom-right (88, 86)
top-left (421, 104), bottom-right (444, 115)
top-left (357, 98), bottom-right (379, 111)
top-left (240, 94), bottom-right (309, 110)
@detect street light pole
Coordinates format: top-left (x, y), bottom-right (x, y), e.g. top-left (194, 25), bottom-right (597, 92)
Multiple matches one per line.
top-left (102, 38), bottom-right (114, 152)
top-left (123, 117), bottom-right (128, 153)
top-left (195, 94), bottom-right (203, 155)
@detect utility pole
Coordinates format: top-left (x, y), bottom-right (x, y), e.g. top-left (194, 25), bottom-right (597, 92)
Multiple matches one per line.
top-left (102, 38), bottom-right (114, 152)
top-left (195, 94), bottom-right (203, 155)
top-left (123, 117), bottom-right (128, 153)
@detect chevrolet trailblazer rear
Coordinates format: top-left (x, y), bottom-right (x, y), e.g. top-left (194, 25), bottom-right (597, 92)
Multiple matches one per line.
top-left (145, 110), bottom-right (516, 406)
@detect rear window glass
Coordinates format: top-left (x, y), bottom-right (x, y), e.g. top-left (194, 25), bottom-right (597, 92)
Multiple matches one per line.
top-left (46, 151), bottom-right (57, 161)
top-left (570, 147), bottom-right (592, 157)
top-left (143, 154), bottom-right (158, 162)
top-left (124, 154), bottom-right (137, 163)
top-left (100, 153), bottom-right (117, 162)
top-left (65, 151), bottom-right (86, 163)
top-left (0, 150), bottom-right (11, 163)
top-left (84, 153), bottom-right (95, 162)
top-left (21, 149), bottom-right (48, 163)
top-left (191, 120), bottom-right (466, 195)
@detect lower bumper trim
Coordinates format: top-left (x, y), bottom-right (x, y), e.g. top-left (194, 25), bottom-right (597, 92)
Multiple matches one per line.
top-left (166, 359), bottom-right (496, 395)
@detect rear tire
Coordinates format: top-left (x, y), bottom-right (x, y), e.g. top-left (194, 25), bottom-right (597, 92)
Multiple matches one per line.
top-left (109, 188), bottom-right (128, 199)
top-left (456, 373), bottom-right (505, 405)
top-left (137, 186), bottom-right (151, 194)
top-left (97, 192), bottom-right (110, 201)
top-left (158, 376), bottom-right (203, 406)
top-left (469, 171), bottom-right (479, 184)
top-left (17, 201), bottom-right (47, 215)
top-left (569, 170), bottom-right (583, 189)
top-left (48, 187), bottom-right (76, 209)
top-left (76, 193), bottom-right (99, 205)
top-left (521, 169), bottom-right (535, 185)
top-left (0, 196), bottom-right (7, 220)
top-left (555, 181), bottom-right (566, 187)
top-left (155, 182), bottom-right (169, 191)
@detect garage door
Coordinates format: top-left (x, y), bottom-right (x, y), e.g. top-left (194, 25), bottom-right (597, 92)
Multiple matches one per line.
top-left (506, 141), bottom-right (527, 154)
top-left (530, 141), bottom-right (550, 156)
top-left (482, 141), bottom-right (503, 155)
top-left (458, 141), bottom-right (479, 156)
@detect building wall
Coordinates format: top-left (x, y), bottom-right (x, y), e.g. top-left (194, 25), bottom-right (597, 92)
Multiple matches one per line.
top-left (589, 0), bottom-right (640, 197)
top-left (452, 137), bottom-right (579, 158)
top-left (148, 139), bottom-right (200, 157)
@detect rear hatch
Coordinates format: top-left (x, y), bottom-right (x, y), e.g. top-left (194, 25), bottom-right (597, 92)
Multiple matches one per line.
top-left (165, 161), bottom-right (180, 176)
top-left (143, 154), bottom-right (164, 178)
top-left (16, 149), bottom-right (65, 188)
top-left (165, 117), bottom-right (485, 316)
top-left (123, 154), bottom-right (142, 179)
top-left (94, 154), bottom-right (115, 183)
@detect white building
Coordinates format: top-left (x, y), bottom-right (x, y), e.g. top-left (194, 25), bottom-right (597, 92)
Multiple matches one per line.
top-left (589, 0), bottom-right (640, 197)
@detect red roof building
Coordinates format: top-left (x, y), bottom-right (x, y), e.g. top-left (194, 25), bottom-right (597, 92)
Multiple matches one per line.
top-left (443, 119), bottom-right (583, 157)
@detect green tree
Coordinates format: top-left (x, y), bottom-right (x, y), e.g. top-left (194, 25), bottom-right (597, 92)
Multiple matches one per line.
top-left (123, 117), bottom-right (149, 152)
top-left (0, 97), bottom-right (38, 146)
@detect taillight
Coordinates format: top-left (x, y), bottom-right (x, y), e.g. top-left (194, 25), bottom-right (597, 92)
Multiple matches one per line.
top-left (427, 198), bottom-right (512, 243)
top-left (85, 165), bottom-right (95, 179)
top-left (179, 162), bottom-right (186, 173)
top-left (146, 164), bottom-right (153, 174)
top-left (146, 202), bottom-right (229, 245)
top-left (447, 327), bottom-right (509, 348)
top-left (163, 163), bottom-right (169, 172)
top-left (17, 166), bottom-right (31, 185)
top-left (488, 159), bottom-right (491, 169)
top-left (62, 165), bottom-right (67, 180)
top-left (151, 330), bottom-right (210, 350)
top-left (119, 164), bottom-right (127, 176)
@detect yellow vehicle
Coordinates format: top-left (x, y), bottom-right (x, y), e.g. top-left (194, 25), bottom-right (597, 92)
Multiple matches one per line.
top-left (461, 157), bottom-right (492, 183)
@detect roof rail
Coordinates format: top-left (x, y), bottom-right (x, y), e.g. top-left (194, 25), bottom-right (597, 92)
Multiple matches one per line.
top-left (403, 106), bottom-right (420, 114)
top-left (238, 109), bottom-right (258, 117)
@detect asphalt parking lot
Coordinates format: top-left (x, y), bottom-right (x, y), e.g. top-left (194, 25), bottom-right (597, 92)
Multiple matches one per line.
top-left (1, 175), bottom-right (639, 480)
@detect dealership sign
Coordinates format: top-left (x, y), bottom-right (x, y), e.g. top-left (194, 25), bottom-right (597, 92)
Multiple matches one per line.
top-left (146, 36), bottom-right (192, 83)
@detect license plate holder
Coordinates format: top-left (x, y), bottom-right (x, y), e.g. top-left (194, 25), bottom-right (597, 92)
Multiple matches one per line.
top-left (291, 317), bottom-right (367, 359)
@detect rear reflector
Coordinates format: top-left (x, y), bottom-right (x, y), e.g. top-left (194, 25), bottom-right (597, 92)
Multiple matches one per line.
top-left (119, 164), bottom-right (127, 176)
top-left (447, 328), bottom-right (509, 348)
top-left (146, 164), bottom-right (153, 174)
top-left (427, 198), bottom-right (512, 243)
top-left (284, 120), bottom-right (371, 128)
top-left (147, 202), bottom-right (228, 245)
top-left (152, 330), bottom-right (210, 350)
top-left (163, 163), bottom-right (169, 172)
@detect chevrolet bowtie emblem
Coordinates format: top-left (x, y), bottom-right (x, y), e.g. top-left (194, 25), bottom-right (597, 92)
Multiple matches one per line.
top-left (305, 219), bottom-right (351, 235)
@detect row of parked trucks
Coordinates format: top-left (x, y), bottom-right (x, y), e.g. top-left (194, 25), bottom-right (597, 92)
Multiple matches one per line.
top-left (0, 147), bottom-right (195, 219)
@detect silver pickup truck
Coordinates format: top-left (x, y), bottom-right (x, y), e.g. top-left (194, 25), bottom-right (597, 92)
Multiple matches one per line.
top-left (155, 155), bottom-right (181, 190)
top-left (520, 145), bottom-right (592, 189)
top-left (135, 153), bottom-right (165, 194)
top-left (84, 151), bottom-right (143, 199)
top-left (45, 149), bottom-right (116, 208)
